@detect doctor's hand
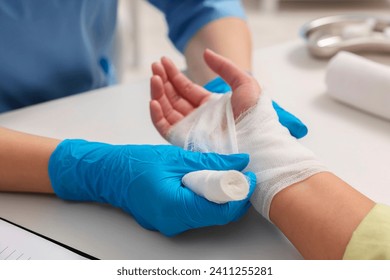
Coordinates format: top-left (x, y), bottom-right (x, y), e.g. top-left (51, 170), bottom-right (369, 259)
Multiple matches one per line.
top-left (48, 140), bottom-right (256, 236)
top-left (150, 49), bottom-right (307, 139)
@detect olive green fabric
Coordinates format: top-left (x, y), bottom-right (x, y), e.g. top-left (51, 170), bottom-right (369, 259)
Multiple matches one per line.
top-left (343, 204), bottom-right (390, 260)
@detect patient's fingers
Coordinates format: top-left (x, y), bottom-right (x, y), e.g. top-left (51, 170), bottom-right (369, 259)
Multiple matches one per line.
top-left (152, 61), bottom-right (197, 115)
top-left (203, 49), bottom-right (259, 93)
top-left (153, 61), bottom-right (195, 112)
top-left (149, 100), bottom-right (174, 138)
top-left (161, 57), bottom-right (210, 107)
top-left (150, 76), bottom-right (184, 125)
top-left (150, 75), bottom-right (170, 109)
top-left (203, 49), bottom-right (260, 119)
top-left (151, 62), bottom-right (168, 82)
top-left (151, 75), bottom-right (195, 116)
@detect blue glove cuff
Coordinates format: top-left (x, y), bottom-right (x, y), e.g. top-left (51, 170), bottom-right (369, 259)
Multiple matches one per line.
top-left (48, 139), bottom-right (114, 203)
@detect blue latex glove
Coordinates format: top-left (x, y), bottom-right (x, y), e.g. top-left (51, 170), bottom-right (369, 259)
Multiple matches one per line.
top-left (204, 76), bottom-right (308, 139)
top-left (48, 140), bottom-right (256, 236)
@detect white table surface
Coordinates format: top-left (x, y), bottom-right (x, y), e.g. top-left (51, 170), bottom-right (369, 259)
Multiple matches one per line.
top-left (0, 40), bottom-right (389, 260)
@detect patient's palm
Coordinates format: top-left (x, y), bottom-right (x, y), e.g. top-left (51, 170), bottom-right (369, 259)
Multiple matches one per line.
top-left (150, 50), bottom-right (261, 138)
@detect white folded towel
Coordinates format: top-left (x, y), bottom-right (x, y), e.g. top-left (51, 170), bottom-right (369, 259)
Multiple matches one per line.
top-left (326, 51), bottom-right (390, 121)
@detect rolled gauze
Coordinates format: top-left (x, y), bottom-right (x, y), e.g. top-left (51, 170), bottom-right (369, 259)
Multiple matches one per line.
top-left (182, 170), bottom-right (249, 204)
top-left (326, 51), bottom-right (390, 120)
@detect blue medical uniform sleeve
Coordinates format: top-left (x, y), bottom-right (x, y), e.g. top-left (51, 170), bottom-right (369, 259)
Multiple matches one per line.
top-left (0, 0), bottom-right (117, 113)
top-left (148, 0), bottom-right (246, 53)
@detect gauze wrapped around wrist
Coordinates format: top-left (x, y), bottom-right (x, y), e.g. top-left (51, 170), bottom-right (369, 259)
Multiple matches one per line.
top-left (169, 94), bottom-right (238, 153)
top-left (235, 93), bottom-right (326, 219)
top-left (168, 92), bottom-right (326, 220)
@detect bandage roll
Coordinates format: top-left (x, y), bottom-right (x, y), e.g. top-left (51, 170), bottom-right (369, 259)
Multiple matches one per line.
top-left (326, 51), bottom-right (390, 121)
top-left (182, 170), bottom-right (250, 204)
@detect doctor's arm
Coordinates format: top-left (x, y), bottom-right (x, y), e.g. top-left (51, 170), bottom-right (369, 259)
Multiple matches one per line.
top-left (0, 126), bottom-right (256, 236)
top-left (0, 127), bottom-right (58, 193)
top-left (148, 0), bottom-right (251, 85)
top-left (184, 16), bottom-right (251, 85)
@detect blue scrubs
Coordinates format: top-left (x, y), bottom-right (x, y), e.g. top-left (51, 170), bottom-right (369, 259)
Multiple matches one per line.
top-left (0, 0), bottom-right (245, 113)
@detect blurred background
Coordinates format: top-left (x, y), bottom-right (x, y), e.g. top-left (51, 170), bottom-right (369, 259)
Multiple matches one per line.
top-left (116, 0), bottom-right (390, 83)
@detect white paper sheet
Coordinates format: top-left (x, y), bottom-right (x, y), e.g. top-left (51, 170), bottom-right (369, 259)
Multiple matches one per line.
top-left (0, 218), bottom-right (88, 260)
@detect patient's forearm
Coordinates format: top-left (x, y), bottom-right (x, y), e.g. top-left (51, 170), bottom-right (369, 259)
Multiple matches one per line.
top-left (0, 127), bottom-right (59, 193)
top-left (270, 172), bottom-right (375, 259)
top-left (184, 18), bottom-right (252, 85)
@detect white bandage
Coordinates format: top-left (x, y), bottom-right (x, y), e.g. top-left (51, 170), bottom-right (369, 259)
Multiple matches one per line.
top-left (169, 92), bottom-right (326, 220)
top-left (169, 94), bottom-right (238, 153)
top-left (182, 170), bottom-right (250, 204)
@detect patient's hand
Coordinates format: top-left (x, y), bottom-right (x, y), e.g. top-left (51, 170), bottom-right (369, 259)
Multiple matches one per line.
top-left (150, 49), bottom-right (261, 139)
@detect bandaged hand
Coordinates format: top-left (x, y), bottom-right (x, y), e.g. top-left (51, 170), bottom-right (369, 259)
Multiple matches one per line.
top-left (150, 49), bottom-right (326, 220)
top-left (203, 76), bottom-right (308, 139)
top-left (48, 140), bottom-right (256, 236)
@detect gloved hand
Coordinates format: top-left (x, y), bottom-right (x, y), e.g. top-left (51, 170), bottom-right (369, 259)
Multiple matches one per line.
top-left (204, 76), bottom-right (308, 139)
top-left (48, 140), bottom-right (256, 236)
